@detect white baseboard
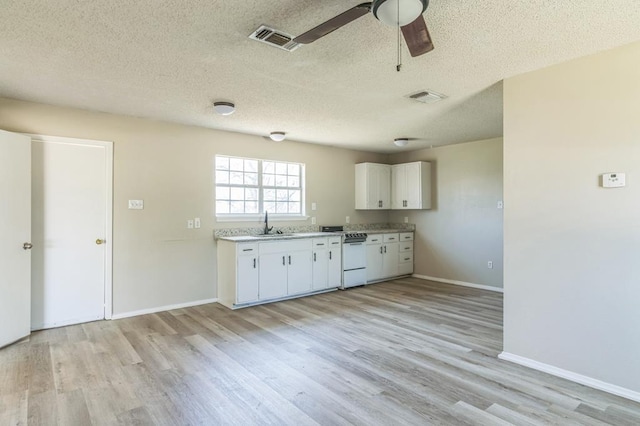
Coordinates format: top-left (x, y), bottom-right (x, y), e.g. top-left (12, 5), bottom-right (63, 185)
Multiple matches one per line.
top-left (111, 298), bottom-right (219, 320)
top-left (499, 352), bottom-right (640, 403)
top-left (412, 274), bottom-right (503, 293)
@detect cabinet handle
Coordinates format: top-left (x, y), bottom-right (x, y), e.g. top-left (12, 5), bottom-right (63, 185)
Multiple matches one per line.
top-left (253, 258), bottom-right (256, 268)
top-left (242, 248), bottom-right (253, 252)
top-left (314, 253), bottom-right (316, 262)
top-left (329, 251), bottom-right (332, 260)
top-left (282, 256), bottom-right (285, 265)
top-left (405, 258), bottom-right (410, 261)
top-left (405, 246), bottom-right (410, 250)
top-left (288, 255), bottom-right (291, 265)
top-left (384, 246), bottom-right (387, 253)
top-left (379, 246), bottom-right (383, 254)
top-left (316, 243), bottom-right (324, 246)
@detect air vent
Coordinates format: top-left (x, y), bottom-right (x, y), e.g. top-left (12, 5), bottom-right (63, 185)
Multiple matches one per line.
top-left (249, 25), bottom-right (301, 52)
top-left (407, 90), bottom-right (447, 104)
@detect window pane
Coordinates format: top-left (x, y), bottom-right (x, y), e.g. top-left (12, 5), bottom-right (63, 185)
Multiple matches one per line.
top-left (230, 201), bottom-right (244, 214)
top-left (288, 176), bottom-right (299, 188)
top-left (245, 201), bottom-right (258, 213)
top-left (245, 159), bottom-right (258, 173)
top-left (216, 201), bottom-right (230, 214)
top-left (244, 172), bottom-right (258, 186)
top-left (263, 161), bottom-right (275, 174)
top-left (230, 187), bottom-right (244, 200)
top-left (230, 158), bottom-right (244, 171)
top-left (216, 186), bottom-right (230, 200)
top-left (288, 164), bottom-right (299, 176)
top-left (263, 174), bottom-right (275, 186)
top-left (276, 189), bottom-right (289, 201)
top-left (230, 171), bottom-right (244, 185)
top-left (275, 163), bottom-right (287, 175)
top-left (264, 202), bottom-right (276, 213)
top-left (216, 170), bottom-right (229, 184)
top-left (216, 156), bottom-right (229, 170)
top-left (246, 188), bottom-right (258, 201)
top-left (275, 175), bottom-right (287, 187)
top-left (276, 202), bottom-right (288, 214)
top-left (289, 190), bottom-right (300, 202)
top-left (263, 189), bottom-right (276, 201)
top-left (288, 202), bottom-right (300, 213)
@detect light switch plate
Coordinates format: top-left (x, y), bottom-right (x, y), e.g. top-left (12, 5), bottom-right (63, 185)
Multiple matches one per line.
top-left (311, 202), bottom-right (317, 211)
top-left (194, 218), bottom-right (201, 229)
top-left (128, 200), bottom-right (144, 209)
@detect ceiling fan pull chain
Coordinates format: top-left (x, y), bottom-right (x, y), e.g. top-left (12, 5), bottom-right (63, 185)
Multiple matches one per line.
top-left (396, 0), bottom-right (402, 72)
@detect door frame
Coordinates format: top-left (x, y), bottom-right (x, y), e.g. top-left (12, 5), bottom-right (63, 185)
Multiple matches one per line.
top-left (26, 133), bottom-right (114, 320)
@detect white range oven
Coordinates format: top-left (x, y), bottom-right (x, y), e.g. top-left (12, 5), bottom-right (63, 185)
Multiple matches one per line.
top-left (320, 226), bottom-right (367, 289)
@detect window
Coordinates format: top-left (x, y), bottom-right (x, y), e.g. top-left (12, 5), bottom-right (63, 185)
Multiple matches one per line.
top-left (215, 155), bottom-right (305, 218)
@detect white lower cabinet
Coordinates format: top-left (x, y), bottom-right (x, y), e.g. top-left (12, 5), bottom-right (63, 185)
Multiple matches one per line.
top-left (312, 237), bottom-right (342, 290)
top-left (398, 232), bottom-right (414, 276)
top-left (237, 252), bottom-right (259, 303)
top-left (259, 239), bottom-right (312, 298)
top-left (366, 232), bottom-right (413, 283)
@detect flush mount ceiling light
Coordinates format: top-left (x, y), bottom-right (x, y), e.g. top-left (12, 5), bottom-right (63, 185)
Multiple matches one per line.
top-left (373, 0), bottom-right (428, 27)
top-left (394, 138), bottom-right (409, 147)
top-left (269, 131), bottom-right (286, 142)
top-left (213, 101), bottom-right (235, 116)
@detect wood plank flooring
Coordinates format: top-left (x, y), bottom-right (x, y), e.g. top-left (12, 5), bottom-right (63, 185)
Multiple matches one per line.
top-left (2, 277), bottom-right (640, 425)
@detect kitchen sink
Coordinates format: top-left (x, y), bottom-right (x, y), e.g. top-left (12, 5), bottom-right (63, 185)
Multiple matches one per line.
top-left (255, 233), bottom-right (294, 238)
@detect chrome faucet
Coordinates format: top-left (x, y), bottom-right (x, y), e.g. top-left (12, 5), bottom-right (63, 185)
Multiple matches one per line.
top-left (263, 211), bottom-right (273, 235)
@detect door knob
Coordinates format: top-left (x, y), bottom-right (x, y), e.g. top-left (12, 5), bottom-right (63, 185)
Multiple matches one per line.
top-left (23, 242), bottom-right (33, 250)
top-left (96, 239), bottom-right (106, 245)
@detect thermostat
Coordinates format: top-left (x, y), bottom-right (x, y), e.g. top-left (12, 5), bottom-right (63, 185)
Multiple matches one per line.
top-left (601, 173), bottom-right (626, 188)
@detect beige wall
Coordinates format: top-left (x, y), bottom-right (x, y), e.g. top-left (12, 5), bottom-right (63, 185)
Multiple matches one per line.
top-left (0, 98), bottom-right (387, 315)
top-left (503, 41), bottom-right (640, 395)
top-left (389, 138), bottom-right (504, 289)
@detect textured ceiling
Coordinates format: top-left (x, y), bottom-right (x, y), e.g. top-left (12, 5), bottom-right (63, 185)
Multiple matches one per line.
top-left (2, 1), bottom-right (640, 153)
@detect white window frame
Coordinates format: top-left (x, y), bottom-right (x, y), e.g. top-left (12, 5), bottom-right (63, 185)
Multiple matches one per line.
top-left (215, 155), bottom-right (307, 222)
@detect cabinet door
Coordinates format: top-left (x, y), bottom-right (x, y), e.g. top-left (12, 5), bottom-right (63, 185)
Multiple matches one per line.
top-left (377, 164), bottom-right (391, 209)
top-left (327, 247), bottom-right (342, 288)
top-left (391, 164), bottom-right (406, 209)
top-left (366, 165), bottom-right (381, 209)
top-left (287, 250), bottom-right (313, 295)
top-left (237, 255), bottom-right (259, 303)
top-left (404, 162), bottom-right (422, 209)
top-left (366, 243), bottom-right (383, 282)
top-left (312, 249), bottom-right (328, 290)
top-left (258, 253), bottom-right (288, 300)
top-left (381, 242), bottom-right (399, 278)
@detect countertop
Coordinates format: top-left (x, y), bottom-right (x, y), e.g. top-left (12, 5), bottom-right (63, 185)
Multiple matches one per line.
top-left (217, 228), bottom-right (411, 242)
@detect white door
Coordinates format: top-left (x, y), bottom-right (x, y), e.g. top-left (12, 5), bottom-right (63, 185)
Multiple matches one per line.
top-left (287, 250), bottom-right (313, 295)
top-left (366, 243), bottom-right (383, 282)
top-left (31, 137), bottom-right (111, 329)
top-left (259, 253), bottom-right (288, 300)
top-left (237, 255), bottom-right (259, 303)
top-left (0, 130), bottom-right (31, 348)
top-left (381, 242), bottom-right (399, 278)
top-left (312, 249), bottom-right (328, 290)
top-left (327, 246), bottom-right (342, 288)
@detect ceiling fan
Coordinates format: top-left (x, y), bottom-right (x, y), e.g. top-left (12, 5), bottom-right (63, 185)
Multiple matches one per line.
top-left (294, 0), bottom-right (434, 57)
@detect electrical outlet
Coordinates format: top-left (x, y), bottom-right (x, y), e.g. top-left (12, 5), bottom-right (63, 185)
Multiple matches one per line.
top-left (497, 201), bottom-right (503, 209)
top-left (404, 217), bottom-right (409, 223)
top-left (311, 202), bottom-right (317, 211)
top-left (345, 216), bottom-right (350, 224)
top-left (187, 220), bottom-right (194, 229)
top-left (128, 200), bottom-right (144, 210)
top-left (194, 217), bottom-right (201, 229)
top-left (487, 261), bottom-right (493, 269)
top-left (311, 217), bottom-right (316, 225)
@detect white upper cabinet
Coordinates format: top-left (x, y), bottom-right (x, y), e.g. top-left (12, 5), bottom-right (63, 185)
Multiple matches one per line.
top-left (355, 163), bottom-right (391, 210)
top-left (391, 161), bottom-right (431, 210)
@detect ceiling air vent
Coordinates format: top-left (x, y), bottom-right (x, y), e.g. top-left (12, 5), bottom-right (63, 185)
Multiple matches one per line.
top-left (249, 25), bottom-right (301, 52)
top-left (407, 90), bottom-right (447, 104)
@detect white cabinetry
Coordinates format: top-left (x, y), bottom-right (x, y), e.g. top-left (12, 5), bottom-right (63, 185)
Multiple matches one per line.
top-left (355, 163), bottom-right (391, 210)
top-left (381, 233), bottom-right (399, 279)
top-left (312, 237), bottom-right (342, 290)
top-left (391, 162), bottom-right (431, 210)
top-left (397, 232), bottom-right (414, 276)
top-left (259, 239), bottom-right (312, 298)
top-left (237, 244), bottom-right (259, 303)
top-left (366, 233), bottom-right (400, 282)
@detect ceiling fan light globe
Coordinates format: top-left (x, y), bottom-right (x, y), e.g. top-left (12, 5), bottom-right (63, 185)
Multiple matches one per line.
top-left (213, 102), bottom-right (235, 116)
top-left (373, 0), bottom-right (428, 27)
top-left (394, 138), bottom-right (409, 147)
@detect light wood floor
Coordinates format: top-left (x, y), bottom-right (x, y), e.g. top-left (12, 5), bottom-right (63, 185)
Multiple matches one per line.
top-left (2, 278), bottom-right (640, 425)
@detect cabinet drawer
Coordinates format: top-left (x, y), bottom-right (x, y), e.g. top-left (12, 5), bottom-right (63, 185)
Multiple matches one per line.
top-left (328, 237), bottom-right (342, 247)
top-left (312, 237), bottom-right (328, 248)
top-left (400, 232), bottom-right (414, 241)
top-left (398, 252), bottom-right (413, 264)
top-left (237, 243), bottom-right (259, 255)
top-left (259, 239), bottom-right (312, 255)
top-left (367, 234), bottom-right (383, 245)
top-left (383, 233), bottom-right (399, 242)
top-left (399, 242), bottom-right (413, 253)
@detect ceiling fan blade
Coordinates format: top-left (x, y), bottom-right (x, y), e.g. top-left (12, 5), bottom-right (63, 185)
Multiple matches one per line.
top-left (294, 3), bottom-right (372, 44)
top-left (401, 15), bottom-right (434, 57)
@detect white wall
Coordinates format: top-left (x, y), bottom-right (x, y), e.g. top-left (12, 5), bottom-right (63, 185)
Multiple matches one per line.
top-left (389, 138), bottom-right (504, 289)
top-left (503, 41), bottom-right (640, 396)
top-left (0, 98), bottom-right (388, 316)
